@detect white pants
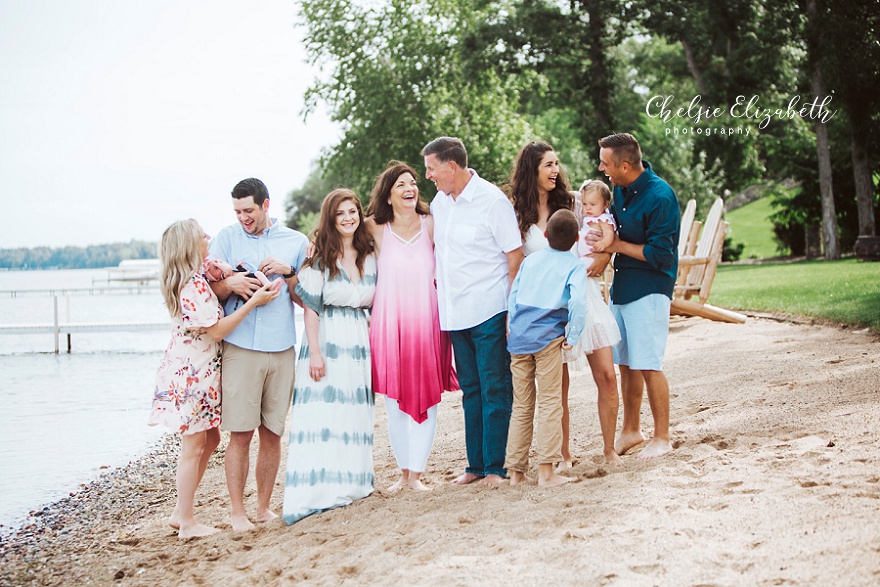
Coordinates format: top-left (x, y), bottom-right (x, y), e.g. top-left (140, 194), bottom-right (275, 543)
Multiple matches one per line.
top-left (385, 396), bottom-right (437, 473)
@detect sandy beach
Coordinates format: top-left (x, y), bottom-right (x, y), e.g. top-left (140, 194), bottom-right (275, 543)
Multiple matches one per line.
top-left (2, 315), bottom-right (878, 587)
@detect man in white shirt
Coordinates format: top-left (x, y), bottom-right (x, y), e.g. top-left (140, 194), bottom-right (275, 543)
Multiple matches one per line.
top-left (422, 137), bottom-right (524, 486)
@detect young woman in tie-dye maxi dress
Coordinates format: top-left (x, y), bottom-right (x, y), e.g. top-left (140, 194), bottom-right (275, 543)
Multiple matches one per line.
top-left (283, 189), bottom-right (377, 525)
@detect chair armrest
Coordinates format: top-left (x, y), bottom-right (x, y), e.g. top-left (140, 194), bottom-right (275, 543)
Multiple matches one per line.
top-left (678, 255), bottom-right (710, 267)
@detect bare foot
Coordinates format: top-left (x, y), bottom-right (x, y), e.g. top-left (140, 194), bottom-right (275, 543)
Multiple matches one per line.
top-left (230, 514), bottom-right (256, 532)
top-left (614, 431), bottom-right (646, 455)
top-left (167, 509), bottom-right (181, 530)
top-left (451, 472), bottom-right (483, 485)
top-left (408, 479), bottom-right (432, 492)
top-left (604, 451), bottom-right (624, 466)
top-left (178, 523), bottom-right (220, 539)
top-left (538, 472), bottom-right (575, 488)
top-left (479, 474), bottom-right (505, 487)
top-left (554, 460), bottom-right (573, 474)
top-left (508, 471), bottom-right (528, 487)
top-left (386, 477), bottom-right (408, 495)
top-left (638, 438), bottom-right (673, 460)
top-left (255, 509), bottom-right (278, 524)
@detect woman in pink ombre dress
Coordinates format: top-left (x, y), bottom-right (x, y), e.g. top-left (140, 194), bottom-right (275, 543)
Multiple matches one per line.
top-left (365, 161), bottom-right (459, 494)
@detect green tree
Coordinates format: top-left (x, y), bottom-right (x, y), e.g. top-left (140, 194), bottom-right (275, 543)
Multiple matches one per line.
top-left (811, 0), bottom-right (880, 238)
top-left (0, 241), bottom-right (157, 270)
top-left (635, 0), bottom-right (808, 191)
top-left (462, 0), bottom-right (638, 147)
top-left (284, 163), bottom-right (338, 231)
top-left (298, 0), bottom-right (532, 203)
top-left (803, 0), bottom-right (839, 259)
top-left (292, 0), bottom-right (874, 258)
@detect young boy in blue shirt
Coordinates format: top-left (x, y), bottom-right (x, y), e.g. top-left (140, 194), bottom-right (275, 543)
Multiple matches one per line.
top-left (505, 209), bottom-right (587, 487)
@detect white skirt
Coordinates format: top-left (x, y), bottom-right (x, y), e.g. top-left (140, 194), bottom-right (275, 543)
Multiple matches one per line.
top-left (563, 277), bottom-right (621, 371)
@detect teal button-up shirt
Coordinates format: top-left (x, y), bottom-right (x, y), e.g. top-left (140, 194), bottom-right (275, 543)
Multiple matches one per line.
top-left (610, 161), bottom-right (680, 305)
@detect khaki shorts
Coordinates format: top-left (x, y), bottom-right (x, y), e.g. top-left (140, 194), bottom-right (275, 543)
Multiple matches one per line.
top-left (220, 343), bottom-right (296, 436)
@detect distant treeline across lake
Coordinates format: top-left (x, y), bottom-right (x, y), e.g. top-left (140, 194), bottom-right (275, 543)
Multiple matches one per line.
top-left (0, 241), bottom-right (158, 270)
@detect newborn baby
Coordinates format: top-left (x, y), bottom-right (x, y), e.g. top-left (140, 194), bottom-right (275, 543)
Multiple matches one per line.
top-left (202, 258), bottom-right (235, 282)
top-left (202, 258), bottom-right (283, 299)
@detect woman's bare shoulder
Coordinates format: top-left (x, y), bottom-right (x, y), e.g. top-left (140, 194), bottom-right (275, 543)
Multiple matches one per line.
top-left (424, 214), bottom-right (435, 242)
top-left (365, 216), bottom-right (382, 233)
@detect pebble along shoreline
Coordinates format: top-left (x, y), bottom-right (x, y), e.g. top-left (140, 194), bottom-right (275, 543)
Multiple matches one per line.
top-left (0, 434), bottom-right (183, 586)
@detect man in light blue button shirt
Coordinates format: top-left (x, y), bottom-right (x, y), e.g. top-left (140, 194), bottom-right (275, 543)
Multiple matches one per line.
top-left (209, 177), bottom-right (308, 531)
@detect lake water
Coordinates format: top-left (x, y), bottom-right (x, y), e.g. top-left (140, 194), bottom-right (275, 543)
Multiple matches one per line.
top-left (0, 268), bottom-right (303, 530)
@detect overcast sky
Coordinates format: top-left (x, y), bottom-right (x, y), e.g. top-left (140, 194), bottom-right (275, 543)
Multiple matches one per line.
top-left (0, 0), bottom-right (338, 249)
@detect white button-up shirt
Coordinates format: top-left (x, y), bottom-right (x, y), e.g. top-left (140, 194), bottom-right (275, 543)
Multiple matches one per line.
top-left (430, 169), bottom-right (523, 331)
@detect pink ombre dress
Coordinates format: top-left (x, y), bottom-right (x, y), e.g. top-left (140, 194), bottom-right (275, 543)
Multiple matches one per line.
top-left (369, 217), bottom-right (458, 423)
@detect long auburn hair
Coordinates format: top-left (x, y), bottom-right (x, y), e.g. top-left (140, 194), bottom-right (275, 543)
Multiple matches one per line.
top-left (506, 141), bottom-right (574, 239)
top-left (159, 218), bottom-right (203, 318)
top-left (304, 189), bottom-right (373, 280)
top-left (366, 161), bottom-right (429, 224)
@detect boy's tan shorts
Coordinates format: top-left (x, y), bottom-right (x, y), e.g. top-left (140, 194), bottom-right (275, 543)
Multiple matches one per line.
top-left (220, 343), bottom-right (296, 436)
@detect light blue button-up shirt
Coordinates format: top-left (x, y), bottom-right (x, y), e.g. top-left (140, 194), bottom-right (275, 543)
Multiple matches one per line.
top-left (507, 247), bottom-right (587, 355)
top-left (209, 218), bottom-right (308, 352)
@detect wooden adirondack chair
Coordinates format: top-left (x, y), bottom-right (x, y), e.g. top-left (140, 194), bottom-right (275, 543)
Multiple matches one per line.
top-left (678, 199), bottom-right (697, 257)
top-left (599, 199), bottom-right (704, 304)
top-left (671, 198), bottom-right (747, 324)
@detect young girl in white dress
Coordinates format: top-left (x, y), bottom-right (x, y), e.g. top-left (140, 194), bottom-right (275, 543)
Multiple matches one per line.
top-left (150, 219), bottom-right (278, 538)
top-left (576, 180), bottom-right (617, 257)
top-left (563, 180), bottom-right (624, 465)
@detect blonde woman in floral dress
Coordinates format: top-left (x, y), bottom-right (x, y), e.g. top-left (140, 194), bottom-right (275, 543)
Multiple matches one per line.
top-left (150, 219), bottom-right (278, 538)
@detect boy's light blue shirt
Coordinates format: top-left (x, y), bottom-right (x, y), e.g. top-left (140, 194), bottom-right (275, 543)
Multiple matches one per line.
top-left (209, 218), bottom-right (308, 352)
top-left (507, 247), bottom-right (587, 355)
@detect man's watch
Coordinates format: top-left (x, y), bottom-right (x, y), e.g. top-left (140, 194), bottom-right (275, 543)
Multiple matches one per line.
top-left (281, 267), bottom-right (297, 279)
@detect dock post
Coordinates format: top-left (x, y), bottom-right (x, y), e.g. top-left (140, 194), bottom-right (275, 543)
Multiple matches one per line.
top-left (53, 296), bottom-right (60, 354)
top-left (66, 295), bottom-right (72, 353)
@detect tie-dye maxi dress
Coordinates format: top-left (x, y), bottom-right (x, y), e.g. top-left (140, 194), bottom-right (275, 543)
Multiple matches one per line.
top-left (283, 254), bottom-right (377, 525)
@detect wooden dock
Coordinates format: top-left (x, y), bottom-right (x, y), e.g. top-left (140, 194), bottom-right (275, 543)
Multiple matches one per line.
top-left (0, 320), bottom-right (168, 353)
top-left (0, 322), bottom-right (168, 335)
top-left (0, 295), bottom-right (167, 353)
top-left (0, 285), bottom-right (159, 298)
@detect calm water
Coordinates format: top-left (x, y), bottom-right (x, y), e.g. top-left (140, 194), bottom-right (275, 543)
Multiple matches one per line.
top-left (0, 269), bottom-right (304, 530)
top-left (0, 269), bottom-right (168, 529)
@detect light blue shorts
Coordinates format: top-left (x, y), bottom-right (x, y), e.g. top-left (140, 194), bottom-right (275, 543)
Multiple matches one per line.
top-left (609, 294), bottom-right (670, 371)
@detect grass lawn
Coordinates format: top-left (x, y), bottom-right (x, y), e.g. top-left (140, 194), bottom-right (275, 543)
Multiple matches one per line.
top-left (712, 258), bottom-right (880, 332)
top-left (725, 197), bottom-right (781, 259)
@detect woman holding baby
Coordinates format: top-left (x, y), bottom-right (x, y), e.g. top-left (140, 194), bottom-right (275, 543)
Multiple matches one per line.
top-left (507, 141), bottom-right (621, 467)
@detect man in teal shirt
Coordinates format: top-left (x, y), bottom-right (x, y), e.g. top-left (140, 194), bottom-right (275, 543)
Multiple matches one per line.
top-left (597, 133), bottom-right (680, 460)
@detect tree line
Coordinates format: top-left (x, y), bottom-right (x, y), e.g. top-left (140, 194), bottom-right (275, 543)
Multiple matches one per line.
top-left (284, 0), bottom-right (878, 259)
top-left (0, 241), bottom-right (158, 270)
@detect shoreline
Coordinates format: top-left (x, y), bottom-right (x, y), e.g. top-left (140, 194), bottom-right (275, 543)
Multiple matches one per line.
top-left (0, 426), bottom-right (169, 536)
top-left (0, 433), bottom-right (179, 536)
top-left (0, 434), bottom-right (182, 584)
top-left (2, 316), bottom-right (879, 586)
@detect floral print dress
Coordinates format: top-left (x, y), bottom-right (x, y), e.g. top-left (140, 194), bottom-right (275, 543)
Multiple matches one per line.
top-left (149, 273), bottom-right (223, 435)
